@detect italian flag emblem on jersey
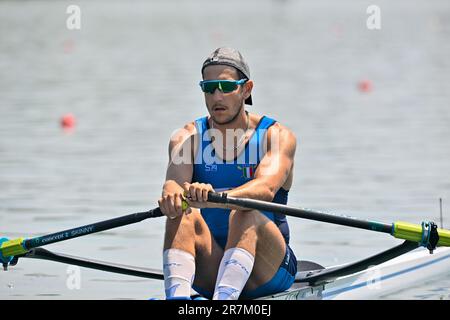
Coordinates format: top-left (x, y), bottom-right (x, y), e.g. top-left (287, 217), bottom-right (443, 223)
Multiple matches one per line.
top-left (237, 165), bottom-right (256, 179)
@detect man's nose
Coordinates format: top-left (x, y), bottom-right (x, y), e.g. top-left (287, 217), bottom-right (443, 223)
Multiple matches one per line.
top-left (210, 88), bottom-right (224, 101)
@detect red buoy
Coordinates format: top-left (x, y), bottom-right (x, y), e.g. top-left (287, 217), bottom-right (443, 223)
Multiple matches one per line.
top-left (358, 80), bottom-right (373, 93)
top-left (61, 113), bottom-right (76, 129)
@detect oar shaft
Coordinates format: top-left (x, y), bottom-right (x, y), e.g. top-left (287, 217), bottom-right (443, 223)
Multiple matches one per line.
top-left (1, 208), bottom-right (163, 257)
top-left (207, 192), bottom-right (450, 248)
top-left (24, 209), bottom-right (162, 250)
top-left (207, 193), bottom-right (393, 234)
top-left (22, 248), bottom-right (164, 280)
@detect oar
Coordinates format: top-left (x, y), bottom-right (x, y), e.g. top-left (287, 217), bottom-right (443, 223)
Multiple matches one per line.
top-left (206, 192), bottom-right (450, 250)
top-left (0, 207), bottom-right (164, 267)
top-left (18, 248), bottom-right (164, 280)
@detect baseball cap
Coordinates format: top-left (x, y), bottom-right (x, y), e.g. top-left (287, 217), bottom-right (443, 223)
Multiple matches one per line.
top-left (201, 47), bottom-right (252, 105)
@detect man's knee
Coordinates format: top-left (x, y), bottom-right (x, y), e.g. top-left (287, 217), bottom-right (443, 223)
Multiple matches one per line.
top-left (165, 210), bottom-right (203, 240)
top-left (164, 209), bottom-right (205, 251)
top-left (166, 209), bottom-right (214, 241)
top-left (229, 209), bottom-right (268, 229)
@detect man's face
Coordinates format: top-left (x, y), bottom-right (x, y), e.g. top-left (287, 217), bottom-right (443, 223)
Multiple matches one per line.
top-left (202, 65), bottom-right (252, 125)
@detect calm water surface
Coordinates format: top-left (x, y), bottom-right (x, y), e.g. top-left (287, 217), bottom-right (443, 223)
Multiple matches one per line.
top-left (1, 0), bottom-right (450, 299)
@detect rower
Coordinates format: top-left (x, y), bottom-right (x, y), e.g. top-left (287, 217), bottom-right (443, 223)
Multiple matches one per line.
top-left (158, 47), bottom-right (298, 300)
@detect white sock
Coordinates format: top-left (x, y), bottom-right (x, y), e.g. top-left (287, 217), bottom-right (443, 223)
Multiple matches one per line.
top-left (213, 247), bottom-right (255, 300)
top-left (163, 249), bottom-right (195, 299)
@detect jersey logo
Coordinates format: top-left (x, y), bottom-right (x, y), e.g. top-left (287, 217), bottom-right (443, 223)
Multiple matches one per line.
top-left (204, 164), bottom-right (218, 172)
top-left (237, 165), bottom-right (256, 179)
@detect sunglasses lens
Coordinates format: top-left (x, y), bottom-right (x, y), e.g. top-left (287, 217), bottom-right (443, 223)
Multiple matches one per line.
top-left (202, 82), bottom-right (219, 94)
top-left (200, 81), bottom-right (239, 94)
top-left (219, 81), bottom-right (238, 93)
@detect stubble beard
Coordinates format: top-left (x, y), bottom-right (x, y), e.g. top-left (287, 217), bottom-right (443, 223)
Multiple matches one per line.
top-left (210, 103), bottom-right (244, 126)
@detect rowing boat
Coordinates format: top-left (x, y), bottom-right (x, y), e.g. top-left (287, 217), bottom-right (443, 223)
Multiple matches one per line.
top-left (2, 192), bottom-right (450, 299)
top-left (261, 245), bottom-right (450, 300)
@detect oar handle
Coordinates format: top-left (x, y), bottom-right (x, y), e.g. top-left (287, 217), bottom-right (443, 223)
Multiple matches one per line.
top-left (207, 192), bottom-right (229, 204)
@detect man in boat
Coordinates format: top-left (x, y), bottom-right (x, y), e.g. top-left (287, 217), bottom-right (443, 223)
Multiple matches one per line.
top-left (158, 47), bottom-right (297, 300)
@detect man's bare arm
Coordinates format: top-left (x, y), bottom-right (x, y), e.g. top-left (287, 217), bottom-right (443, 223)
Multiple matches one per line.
top-left (159, 123), bottom-right (196, 218)
top-left (226, 123), bottom-right (296, 202)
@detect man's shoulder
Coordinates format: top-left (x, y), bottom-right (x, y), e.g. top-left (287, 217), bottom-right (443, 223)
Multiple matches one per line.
top-left (266, 121), bottom-right (297, 147)
top-left (183, 121), bottom-right (197, 133)
top-left (255, 114), bottom-right (291, 130)
top-left (167, 121), bottom-right (198, 148)
top-left (268, 120), bottom-right (295, 135)
top-left (172, 121), bottom-right (197, 137)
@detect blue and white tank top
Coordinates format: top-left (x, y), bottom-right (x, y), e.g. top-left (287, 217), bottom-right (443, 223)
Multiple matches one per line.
top-left (192, 115), bottom-right (290, 248)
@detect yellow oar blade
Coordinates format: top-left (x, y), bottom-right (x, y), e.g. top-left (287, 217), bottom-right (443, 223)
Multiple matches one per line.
top-left (0, 238), bottom-right (28, 258)
top-left (393, 221), bottom-right (450, 247)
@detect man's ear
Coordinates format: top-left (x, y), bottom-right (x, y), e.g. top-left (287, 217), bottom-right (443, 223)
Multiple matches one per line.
top-left (243, 80), bottom-right (254, 100)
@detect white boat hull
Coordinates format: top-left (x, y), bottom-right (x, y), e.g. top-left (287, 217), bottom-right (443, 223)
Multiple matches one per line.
top-left (261, 247), bottom-right (450, 300)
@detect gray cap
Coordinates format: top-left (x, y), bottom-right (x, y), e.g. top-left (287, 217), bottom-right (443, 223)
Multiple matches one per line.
top-left (201, 47), bottom-right (252, 105)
